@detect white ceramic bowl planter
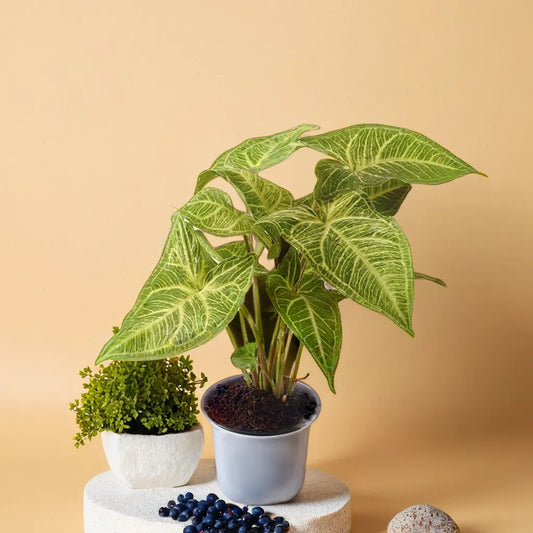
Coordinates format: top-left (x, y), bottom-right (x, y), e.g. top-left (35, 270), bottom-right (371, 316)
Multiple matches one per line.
top-left (202, 376), bottom-right (321, 505)
top-left (101, 424), bottom-right (204, 489)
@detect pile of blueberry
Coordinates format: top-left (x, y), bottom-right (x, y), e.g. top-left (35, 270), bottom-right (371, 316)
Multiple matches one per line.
top-left (158, 491), bottom-right (290, 532)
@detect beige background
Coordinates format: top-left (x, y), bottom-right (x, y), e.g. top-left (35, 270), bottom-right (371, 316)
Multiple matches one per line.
top-left (1, 1), bottom-right (532, 531)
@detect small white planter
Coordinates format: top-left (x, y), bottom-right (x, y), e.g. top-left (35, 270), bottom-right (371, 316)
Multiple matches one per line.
top-left (101, 424), bottom-right (204, 489)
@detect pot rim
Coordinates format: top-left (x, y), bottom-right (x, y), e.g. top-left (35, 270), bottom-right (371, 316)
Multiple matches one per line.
top-left (201, 375), bottom-right (321, 438)
top-left (101, 422), bottom-right (203, 439)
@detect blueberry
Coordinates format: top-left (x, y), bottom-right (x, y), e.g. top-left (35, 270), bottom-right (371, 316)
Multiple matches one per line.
top-left (192, 506), bottom-right (205, 518)
top-left (184, 526), bottom-right (196, 533)
top-left (242, 506), bottom-right (248, 513)
top-left (185, 491), bottom-right (194, 500)
top-left (274, 526), bottom-right (285, 533)
top-left (215, 499), bottom-right (227, 512)
top-left (169, 507), bottom-right (180, 520)
top-left (214, 519), bottom-right (224, 529)
top-left (178, 494), bottom-right (186, 503)
top-left (175, 503), bottom-right (186, 513)
top-left (167, 500), bottom-right (176, 509)
top-left (158, 506), bottom-right (169, 517)
top-left (258, 514), bottom-right (271, 526)
top-left (187, 499), bottom-right (198, 509)
top-left (251, 506), bottom-right (264, 517)
top-left (207, 505), bottom-right (218, 514)
top-left (178, 511), bottom-right (190, 522)
top-left (203, 514), bottom-right (215, 527)
top-left (232, 507), bottom-right (243, 518)
top-left (242, 512), bottom-right (253, 524)
top-left (238, 526), bottom-right (247, 533)
top-left (206, 492), bottom-right (219, 503)
top-left (228, 518), bottom-right (239, 529)
top-left (223, 511), bottom-right (233, 521)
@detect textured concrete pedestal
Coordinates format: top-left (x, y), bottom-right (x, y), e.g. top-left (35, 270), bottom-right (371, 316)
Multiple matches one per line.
top-left (84, 459), bottom-right (351, 532)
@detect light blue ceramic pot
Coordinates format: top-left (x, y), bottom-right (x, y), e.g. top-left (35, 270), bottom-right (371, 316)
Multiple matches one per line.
top-left (201, 375), bottom-right (321, 505)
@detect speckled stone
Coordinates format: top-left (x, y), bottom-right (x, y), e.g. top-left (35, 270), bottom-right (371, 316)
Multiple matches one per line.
top-left (388, 504), bottom-right (460, 533)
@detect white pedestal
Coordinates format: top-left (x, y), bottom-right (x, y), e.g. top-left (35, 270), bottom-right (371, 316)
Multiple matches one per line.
top-left (84, 459), bottom-right (351, 532)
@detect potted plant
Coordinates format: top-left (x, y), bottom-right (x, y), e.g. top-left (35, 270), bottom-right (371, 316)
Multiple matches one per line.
top-left (95, 123), bottom-right (484, 503)
top-left (70, 355), bottom-right (207, 488)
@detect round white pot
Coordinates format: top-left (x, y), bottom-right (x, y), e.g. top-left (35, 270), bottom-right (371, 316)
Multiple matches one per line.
top-left (201, 376), bottom-right (321, 504)
top-left (101, 424), bottom-right (204, 489)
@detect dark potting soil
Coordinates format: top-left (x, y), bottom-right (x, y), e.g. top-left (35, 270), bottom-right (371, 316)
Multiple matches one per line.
top-left (204, 377), bottom-right (318, 435)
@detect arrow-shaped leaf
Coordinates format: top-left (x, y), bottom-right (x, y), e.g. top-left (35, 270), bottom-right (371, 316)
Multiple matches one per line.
top-left (365, 179), bottom-right (412, 216)
top-left (180, 187), bottom-right (254, 236)
top-left (96, 213), bottom-right (256, 363)
top-left (265, 191), bottom-right (415, 334)
top-left (314, 159), bottom-right (361, 201)
top-left (203, 168), bottom-right (294, 219)
top-left (215, 241), bottom-right (248, 261)
top-left (267, 249), bottom-right (341, 392)
top-left (303, 124), bottom-right (485, 185)
top-left (315, 159), bottom-right (411, 215)
top-left (213, 241), bottom-right (268, 275)
top-left (196, 123), bottom-right (319, 191)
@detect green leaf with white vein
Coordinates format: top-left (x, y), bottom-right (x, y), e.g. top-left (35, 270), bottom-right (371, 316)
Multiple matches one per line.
top-left (314, 159), bottom-right (361, 201)
top-left (265, 191), bottom-right (414, 334)
top-left (200, 168), bottom-right (294, 220)
top-left (314, 159), bottom-right (411, 215)
top-left (303, 124), bottom-right (485, 185)
top-left (196, 124), bottom-right (319, 191)
top-left (95, 214), bottom-right (256, 363)
top-left (267, 249), bottom-right (341, 392)
top-left (365, 179), bottom-right (412, 216)
top-left (180, 187), bottom-right (254, 236)
top-left (215, 241), bottom-right (248, 261)
top-left (179, 185), bottom-right (281, 257)
top-left (214, 241), bottom-right (268, 275)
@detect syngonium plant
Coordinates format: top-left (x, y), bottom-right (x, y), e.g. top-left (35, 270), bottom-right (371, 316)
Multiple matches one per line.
top-left (96, 124), bottom-right (484, 398)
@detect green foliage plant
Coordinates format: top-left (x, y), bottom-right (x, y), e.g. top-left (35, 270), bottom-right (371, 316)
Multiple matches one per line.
top-left (95, 124), bottom-right (484, 399)
top-left (70, 356), bottom-right (207, 447)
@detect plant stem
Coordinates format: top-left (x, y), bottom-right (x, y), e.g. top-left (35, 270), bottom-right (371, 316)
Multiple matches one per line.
top-left (244, 234), bottom-right (253, 253)
top-left (239, 310), bottom-right (249, 345)
top-left (242, 371), bottom-right (252, 387)
top-left (267, 315), bottom-right (282, 363)
top-left (226, 326), bottom-right (238, 350)
top-left (287, 341), bottom-right (304, 396)
top-left (276, 329), bottom-right (292, 397)
top-left (270, 321), bottom-right (286, 376)
top-left (239, 305), bottom-right (258, 338)
top-left (252, 274), bottom-right (270, 390)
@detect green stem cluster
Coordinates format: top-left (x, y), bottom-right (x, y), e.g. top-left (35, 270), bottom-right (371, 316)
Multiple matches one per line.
top-left (227, 236), bottom-right (306, 399)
